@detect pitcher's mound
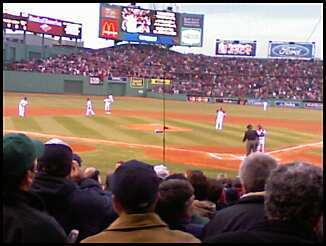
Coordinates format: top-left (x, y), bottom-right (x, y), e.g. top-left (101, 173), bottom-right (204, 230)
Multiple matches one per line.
top-left (122, 123), bottom-right (192, 132)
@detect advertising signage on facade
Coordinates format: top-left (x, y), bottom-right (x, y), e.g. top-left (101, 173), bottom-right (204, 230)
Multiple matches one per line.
top-left (216, 40), bottom-right (257, 56)
top-left (268, 41), bottom-right (315, 59)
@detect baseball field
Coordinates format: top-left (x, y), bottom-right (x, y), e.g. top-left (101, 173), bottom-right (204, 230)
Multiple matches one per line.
top-left (3, 92), bottom-right (323, 179)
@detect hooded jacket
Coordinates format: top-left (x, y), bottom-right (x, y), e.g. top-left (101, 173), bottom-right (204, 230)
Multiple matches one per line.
top-left (30, 172), bottom-right (118, 241)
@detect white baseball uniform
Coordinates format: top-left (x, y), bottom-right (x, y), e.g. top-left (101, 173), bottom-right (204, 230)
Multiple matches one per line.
top-left (263, 101), bottom-right (268, 111)
top-left (104, 95), bottom-right (114, 113)
top-left (86, 99), bottom-right (95, 116)
top-left (215, 110), bottom-right (226, 130)
top-left (256, 129), bottom-right (267, 152)
top-left (18, 98), bottom-right (28, 117)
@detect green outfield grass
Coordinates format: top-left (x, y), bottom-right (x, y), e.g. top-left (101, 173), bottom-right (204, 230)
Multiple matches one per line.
top-left (3, 92), bottom-right (323, 180)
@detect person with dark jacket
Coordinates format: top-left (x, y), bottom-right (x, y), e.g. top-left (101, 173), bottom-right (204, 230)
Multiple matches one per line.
top-left (242, 124), bottom-right (259, 156)
top-left (156, 178), bottom-right (204, 239)
top-left (202, 152), bottom-right (278, 239)
top-left (3, 133), bottom-right (67, 243)
top-left (81, 160), bottom-right (200, 243)
top-left (30, 138), bottom-right (117, 241)
top-left (204, 162), bottom-right (323, 243)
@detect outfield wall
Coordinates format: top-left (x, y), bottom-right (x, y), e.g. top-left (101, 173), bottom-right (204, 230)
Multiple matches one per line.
top-left (3, 71), bottom-right (322, 109)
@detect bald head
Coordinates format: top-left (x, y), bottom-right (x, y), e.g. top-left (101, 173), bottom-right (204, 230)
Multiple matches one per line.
top-left (239, 152), bottom-right (278, 193)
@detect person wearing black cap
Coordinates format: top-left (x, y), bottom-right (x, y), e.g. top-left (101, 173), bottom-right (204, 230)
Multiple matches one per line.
top-left (3, 133), bottom-right (67, 243)
top-left (30, 138), bottom-right (117, 242)
top-left (242, 124), bottom-right (259, 156)
top-left (82, 160), bottom-right (200, 243)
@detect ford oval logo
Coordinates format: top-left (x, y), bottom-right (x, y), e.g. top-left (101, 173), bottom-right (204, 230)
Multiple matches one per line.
top-left (271, 44), bottom-right (311, 57)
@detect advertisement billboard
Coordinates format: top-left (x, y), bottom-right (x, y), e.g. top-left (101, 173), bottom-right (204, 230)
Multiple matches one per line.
top-left (268, 41), bottom-right (315, 59)
top-left (25, 14), bottom-right (82, 39)
top-left (216, 40), bottom-right (257, 56)
top-left (130, 78), bottom-right (144, 88)
top-left (179, 13), bottom-right (204, 47)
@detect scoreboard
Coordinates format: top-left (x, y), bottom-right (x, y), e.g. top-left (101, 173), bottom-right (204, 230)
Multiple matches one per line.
top-left (99, 3), bottom-right (204, 47)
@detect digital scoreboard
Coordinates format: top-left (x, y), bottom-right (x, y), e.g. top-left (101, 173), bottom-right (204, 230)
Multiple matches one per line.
top-left (99, 3), bottom-right (204, 47)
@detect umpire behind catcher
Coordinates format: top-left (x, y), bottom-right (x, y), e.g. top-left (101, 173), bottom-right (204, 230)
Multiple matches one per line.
top-left (242, 124), bottom-right (259, 156)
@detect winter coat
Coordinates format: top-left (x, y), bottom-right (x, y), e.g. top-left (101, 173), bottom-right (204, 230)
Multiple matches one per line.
top-left (30, 172), bottom-right (118, 241)
top-left (3, 190), bottom-right (67, 243)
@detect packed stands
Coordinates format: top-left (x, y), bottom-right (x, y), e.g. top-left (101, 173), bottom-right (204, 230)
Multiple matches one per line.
top-left (4, 43), bottom-right (323, 101)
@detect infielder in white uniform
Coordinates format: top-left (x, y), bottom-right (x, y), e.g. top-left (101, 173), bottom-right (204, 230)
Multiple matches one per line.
top-left (256, 124), bottom-right (267, 152)
top-left (215, 107), bottom-right (226, 130)
top-left (104, 94), bottom-right (114, 114)
top-left (18, 96), bottom-right (28, 117)
top-left (86, 97), bottom-right (95, 116)
top-left (263, 101), bottom-right (268, 111)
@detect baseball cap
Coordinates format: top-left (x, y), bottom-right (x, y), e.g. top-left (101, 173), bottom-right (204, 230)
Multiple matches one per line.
top-left (3, 133), bottom-right (44, 177)
top-left (111, 160), bottom-right (159, 212)
top-left (154, 164), bottom-right (170, 180)
top-left (37, 138), bottom-right (73, 177)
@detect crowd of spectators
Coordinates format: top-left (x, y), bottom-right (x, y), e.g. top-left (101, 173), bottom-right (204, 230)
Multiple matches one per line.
top-left (4, 43), bottom-right (323, 101)
top-left (3, 133), bottom-right (323, 243)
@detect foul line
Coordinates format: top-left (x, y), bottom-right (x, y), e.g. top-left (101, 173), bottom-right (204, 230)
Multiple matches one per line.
top-left (3, 130), bottom-right (322, 161)
top-left (3, 129), bottom-right (214, 155)
top-left (266, 141), bottom-right (323, 155)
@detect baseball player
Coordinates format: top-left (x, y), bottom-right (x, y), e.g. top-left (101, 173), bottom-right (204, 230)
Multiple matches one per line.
top-left (263, 101), bottom-right (268, 111)
top-left (18, 96), bottom-right (28, 117)
top-left (215, 107), bottom-right (226, 130)
top-left (104, 94), bottom-right (114, 114)
top-left (256, 124), bottom-right (267, 152)
top-left (86, 97), bottom-right (95, 116)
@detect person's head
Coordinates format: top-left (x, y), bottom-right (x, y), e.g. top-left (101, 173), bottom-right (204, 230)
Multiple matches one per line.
top-left (165, 173), bottom-right (188, 181)
top-left (216, 172), bottom-right (227, 180)
top-left (154, 164), bottom-right (170, 181)
top-left (115, 161), bottom-right (124, 170)
top-left (70, 153), bottom-right (83, 183)
top-left (110, 160), bottom-right (160, 214)
top-left (207, 178), bottom-right (224, 205)
top-left (156, 179), bottom-right (195, 222)
top-left (247, 124), bottom-right (253, 130)
top-left (87, 97), bottom-right (90, 101)
top-left (186, 170), bottom-right (209, 201)
top-left (257, 124), bottom-right (262, 130)
top-left (104, 171), bottom-right (114, 191)
top-left (265, 162), bottom-right (323, 229)
top-left (3, 133), bottom-right (44, 193)
top-left (24, 97), bottom-right (27, 100)
top-left (239, 152), bottom-right (278, 193)
top-left (37, 138), bottom-right (73, 178)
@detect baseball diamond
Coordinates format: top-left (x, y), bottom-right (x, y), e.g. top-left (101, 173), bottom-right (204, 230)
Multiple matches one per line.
top-left (3, 92), bottom-right (322, 179)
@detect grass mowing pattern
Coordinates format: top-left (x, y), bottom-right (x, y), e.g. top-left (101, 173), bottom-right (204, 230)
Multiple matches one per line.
top-left (12, 117), bottom-right (42, 132)
top-left (53, 116), bottom-right (106, 139)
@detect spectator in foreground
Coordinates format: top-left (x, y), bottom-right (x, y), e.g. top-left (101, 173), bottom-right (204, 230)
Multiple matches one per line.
top-left (3, 133), bottom-right (67, 243)
top-left (30, 138), bottom-right (117, 242)
top-left (156, 179), bottom-right (204, 239)
top-left (204, 162), bottom-right (323, 243)
top-left (81, 160), bottom-right (200, 243)
top-left (187, 170), bottom-right (216, 222)
top-left (206, 178), bottom-right (227, 211)
top-left (202, 152), bottom-right (278, 239)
